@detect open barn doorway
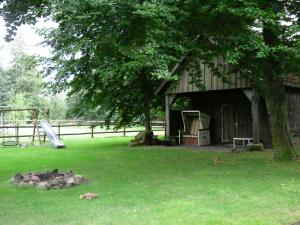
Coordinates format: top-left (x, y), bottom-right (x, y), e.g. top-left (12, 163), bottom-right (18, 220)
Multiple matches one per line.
top-left (221, 105), bottom-right (236, 143)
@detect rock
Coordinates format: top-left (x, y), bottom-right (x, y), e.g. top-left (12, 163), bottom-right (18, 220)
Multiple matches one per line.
top-left (50, 177), bottom-right (66, 187)
top-left (65, 177), bottom-right (76, 187)
top-left (17, 181), bottom-right (34, 188)
top-left (49, 178), bottom-right (59, 187)
top-left (74, 175), bottom-right (85, 185)
top-left (23, 175), bottom-right (31, 182)
top-left (36, 181), bottom-right (50, 190)
top-left (17, 181), bottom-right (26, 187)
top-left (31, 175), bottom-right (40, 183)
top-left (14, 173), bottom-right (23, 183)
top-left (52, 185), bottom-right (63, 189)
top-left (9, 178), bottom-right (16, 185)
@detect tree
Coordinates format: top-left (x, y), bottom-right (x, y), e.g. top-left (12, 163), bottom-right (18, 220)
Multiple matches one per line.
top-left (0, 67), bottom-right (11, 105)
top-left (0, 39), bottom-right (67, 120)
top-left (1, 0), bottom-right (186, 143)
top-left (2, 0), bottom-right (300, 158)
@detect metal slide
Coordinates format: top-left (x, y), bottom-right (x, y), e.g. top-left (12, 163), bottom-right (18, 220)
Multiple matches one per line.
top-left (40, 121), bottom-right (65, 148)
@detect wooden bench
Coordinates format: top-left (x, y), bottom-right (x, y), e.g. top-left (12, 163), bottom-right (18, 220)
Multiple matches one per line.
top-left (233, 137), bottom-right (253, 149)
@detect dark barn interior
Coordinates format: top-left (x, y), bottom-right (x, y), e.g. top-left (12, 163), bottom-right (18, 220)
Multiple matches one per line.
top-left (169, 89), bottom-right (273, 147)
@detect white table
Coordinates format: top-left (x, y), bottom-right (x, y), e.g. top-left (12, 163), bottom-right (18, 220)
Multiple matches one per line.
top-left (233, 137), bottom-right (253, 149)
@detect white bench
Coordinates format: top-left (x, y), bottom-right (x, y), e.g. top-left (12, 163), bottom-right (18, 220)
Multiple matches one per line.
top-left (233, 137), bottom-right (253, 149)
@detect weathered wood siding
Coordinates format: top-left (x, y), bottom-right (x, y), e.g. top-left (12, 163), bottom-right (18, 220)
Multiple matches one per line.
top-left (287, 89), bottom-right (300, 145)
top-left (288, 92), bottom-right (300, 132)
top-left (167, 57), bottom-right (250, 94)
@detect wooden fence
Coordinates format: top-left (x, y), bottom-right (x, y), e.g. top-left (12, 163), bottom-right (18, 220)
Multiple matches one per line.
top-left (0, 121), bottom-right (165, 140)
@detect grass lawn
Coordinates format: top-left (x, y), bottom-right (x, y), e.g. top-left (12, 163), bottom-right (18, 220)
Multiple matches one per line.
top-left (1, 138), bottom-right (300, 225)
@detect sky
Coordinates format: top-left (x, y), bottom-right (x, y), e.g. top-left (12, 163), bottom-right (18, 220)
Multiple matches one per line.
top-left (0, 17), bottom-right (56, 69)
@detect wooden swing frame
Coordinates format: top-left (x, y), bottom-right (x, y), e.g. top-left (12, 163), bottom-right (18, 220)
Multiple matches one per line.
top-left (0, 107), bottom-right (42, 146)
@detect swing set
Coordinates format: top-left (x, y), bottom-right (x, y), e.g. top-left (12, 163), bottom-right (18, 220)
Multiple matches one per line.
top-left (0, 107), bottom-right (42, 147)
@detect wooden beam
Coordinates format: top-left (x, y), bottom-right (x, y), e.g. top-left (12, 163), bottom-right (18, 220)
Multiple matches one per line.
top-left (165, 94), bottom-right (176, 138)
top-left (168, 94), bottom-right (176, 106)
top-left (243, 89), bottom-right (260, 144)
top-left (165, 96), bottom-right (170, 138)
top-left (0, 108), bottom-right (37, 112)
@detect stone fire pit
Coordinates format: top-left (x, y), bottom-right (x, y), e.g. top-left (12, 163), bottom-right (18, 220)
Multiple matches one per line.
top-left (10, 169), bottom-right (86, 190)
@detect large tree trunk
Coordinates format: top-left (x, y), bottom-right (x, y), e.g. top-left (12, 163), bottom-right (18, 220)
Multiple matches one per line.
top-left (143, 94), bottom-right (152, 145)
top-left (141, 73), bottom-right (153, 145)
top-left (262, 20), bottom-right (297, 160)
top-left (265, 75), bottom-right (297, 160)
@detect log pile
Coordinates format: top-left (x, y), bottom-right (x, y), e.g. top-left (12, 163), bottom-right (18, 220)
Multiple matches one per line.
top-left (128, 131), bottom-right (160, 146)
top-left (10, 169), bottom-right (86, 189)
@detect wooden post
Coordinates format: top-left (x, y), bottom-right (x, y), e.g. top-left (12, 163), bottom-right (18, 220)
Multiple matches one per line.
top-left (58, 123), bottom-right (61, 139)
top-left (252, 91), bottom-right (259, 144)
top-left (91, 126), bottom-right (94, 138)
top-left (123, 125), bottom-right (126, 136)
top-left (244, 89), bottom-right (260, 144)
top-left (31, 109), bottom-right (41, 145)
top-left (165, 94), bottom-right (176, 139)
top-left (165, 95), bottom-right (170, 139)
top-left (32, 122), bottom-right (36, 143)
top-left (16, 123), bottom-right (19, 143)
top-left (35, 110), bottom-right (41, 145)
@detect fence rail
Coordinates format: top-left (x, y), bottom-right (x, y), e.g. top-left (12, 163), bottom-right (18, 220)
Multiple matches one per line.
top-left (2, 120), bottom-right (165, 126)
top-left (0, 121), bottom-right (165, 140)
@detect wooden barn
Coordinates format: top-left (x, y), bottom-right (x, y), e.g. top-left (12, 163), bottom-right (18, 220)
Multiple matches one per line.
top-left (155, 57), bottom-right (300, 148)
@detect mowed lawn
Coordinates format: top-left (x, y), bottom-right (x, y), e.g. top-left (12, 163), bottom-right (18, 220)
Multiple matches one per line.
top-left (1, 138), bottom-right (300, 225)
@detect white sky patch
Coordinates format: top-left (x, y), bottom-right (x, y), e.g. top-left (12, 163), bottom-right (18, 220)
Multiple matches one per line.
top-left (0, 17), bottom-right (57, 69)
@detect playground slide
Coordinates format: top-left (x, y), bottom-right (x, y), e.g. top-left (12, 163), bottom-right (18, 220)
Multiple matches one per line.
top-left (40, 121), bottom-right (65, 148)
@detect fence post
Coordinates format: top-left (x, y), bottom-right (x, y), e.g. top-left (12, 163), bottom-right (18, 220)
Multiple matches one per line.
top-left (16, 123), bottom-right (19, 143)
top-left (123, 125), bottom-right (126, 136)
top-left (43, 131), bottom-right (46, 143)
top-left (58, 123), bottom-right (61, 139)
top-left (91, 126), bottom-right (94, 138)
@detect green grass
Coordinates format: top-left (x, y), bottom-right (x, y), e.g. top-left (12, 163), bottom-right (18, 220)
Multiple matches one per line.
top-left (1, 138), bottom-right (300, 225)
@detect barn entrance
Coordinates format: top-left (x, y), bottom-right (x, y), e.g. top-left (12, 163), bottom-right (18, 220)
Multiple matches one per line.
top-left (167, 89), bottom-right (257, 146)
top-left (221, 105), bottom-right (235, 143)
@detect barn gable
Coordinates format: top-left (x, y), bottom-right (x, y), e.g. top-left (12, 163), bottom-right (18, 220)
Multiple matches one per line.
top-left (165, 56), bottom-right (250, 95)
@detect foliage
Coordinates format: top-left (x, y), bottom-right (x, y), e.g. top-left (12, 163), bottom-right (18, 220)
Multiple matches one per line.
top-left (0, 50), bottom-right (45, 112)
top-left (2, 0), bottom-right (186, 130)
top-left (47, 95), bottom-right (67, 120)
top-left (0, 42), bottom-right (67, 120)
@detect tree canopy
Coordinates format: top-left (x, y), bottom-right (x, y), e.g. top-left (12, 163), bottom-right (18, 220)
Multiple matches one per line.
top-left (3, 1), bottom-right (189, 133)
